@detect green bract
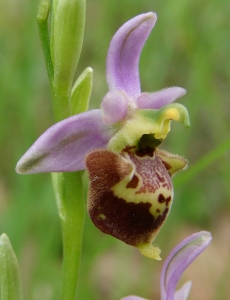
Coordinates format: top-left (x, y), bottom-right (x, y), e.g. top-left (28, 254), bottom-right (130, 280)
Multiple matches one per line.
top-left (0, 234), bottom-right (24, 300)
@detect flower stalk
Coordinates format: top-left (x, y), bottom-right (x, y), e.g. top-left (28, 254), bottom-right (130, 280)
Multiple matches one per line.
top-left (60, 172), bottom-right (85, 300)
top-left (37, 0), bottom-right (87, 299)
top-left (52, 171), bottom-right (85, 299)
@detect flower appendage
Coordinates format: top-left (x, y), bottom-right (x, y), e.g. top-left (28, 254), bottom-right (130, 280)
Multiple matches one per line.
top-left (16, 12), bottom-right (190, 259)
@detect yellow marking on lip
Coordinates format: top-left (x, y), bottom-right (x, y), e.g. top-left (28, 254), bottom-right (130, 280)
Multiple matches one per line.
top-left (98, 214), bottom-right (106, 220)
top-left (112, 173), bottom-right (173, 218)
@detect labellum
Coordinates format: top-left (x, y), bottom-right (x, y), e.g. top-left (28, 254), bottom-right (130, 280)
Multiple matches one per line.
top-left (86, 143), bottom-right (187, 259)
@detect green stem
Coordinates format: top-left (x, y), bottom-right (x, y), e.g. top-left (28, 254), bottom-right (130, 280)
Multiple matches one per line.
top-left (174, 137), bottom-right (230, 187)
top-left (50, 0), bottom-right (59, 64)
top-left (52, 83), bottom-right (71, 122)
top-left (37, 1), bottom-right (87, 298)
top-left (60, 172), bottom-right (85, 300)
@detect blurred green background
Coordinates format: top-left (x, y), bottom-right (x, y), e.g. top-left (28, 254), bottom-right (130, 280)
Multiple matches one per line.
top-left (0, 0), bottom-right (230, 299)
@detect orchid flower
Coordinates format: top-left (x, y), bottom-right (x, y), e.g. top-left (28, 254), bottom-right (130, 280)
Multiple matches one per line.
top-left (16, 12), bottom-right (190, 259)
top-left (121, 231), bottom-right (212, 300)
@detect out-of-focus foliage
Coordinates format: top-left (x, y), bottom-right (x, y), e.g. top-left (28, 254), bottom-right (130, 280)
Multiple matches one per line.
top-left (0, 0), bottom-right (230, 299)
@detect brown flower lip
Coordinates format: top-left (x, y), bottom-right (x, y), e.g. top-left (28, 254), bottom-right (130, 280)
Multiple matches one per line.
top-left (85, 146), bottom-right (183, 247)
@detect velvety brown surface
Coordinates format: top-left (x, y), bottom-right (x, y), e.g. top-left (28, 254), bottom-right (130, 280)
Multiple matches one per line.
top-left (86, 148), bottom-right (172, 246)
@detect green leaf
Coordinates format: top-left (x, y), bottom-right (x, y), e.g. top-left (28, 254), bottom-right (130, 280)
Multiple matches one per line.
top-left (0, 234), bottom-right (24, 300)
top-left (70, 67), bottom-right (93, 115)
top-left (51, 172), bottom-right (66, 220)
top-left (37, 0), bottom-right (54, 85)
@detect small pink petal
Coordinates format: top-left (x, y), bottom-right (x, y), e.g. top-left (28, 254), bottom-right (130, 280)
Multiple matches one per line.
top-left (137, 87), bottom-right (186, 109)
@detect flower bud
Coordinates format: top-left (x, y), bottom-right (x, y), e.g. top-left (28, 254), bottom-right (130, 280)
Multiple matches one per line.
top-left (52, 0), bottom-right (86, 95)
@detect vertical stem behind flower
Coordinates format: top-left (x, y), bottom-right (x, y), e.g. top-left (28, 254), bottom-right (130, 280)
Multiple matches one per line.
top-left (60, 172), bottom-right (85, 300)
top-left (50, 0), bottom-right (58, 64)
top-left (37, 1), bottom-right (87, 298)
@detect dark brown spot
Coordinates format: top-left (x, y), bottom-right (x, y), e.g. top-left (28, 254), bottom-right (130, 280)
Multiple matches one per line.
top-left (165, 196), bottom-right (171, 206)
top-left (158, 193), bottom-right (166, 203)
top-left (135, 146), bottom-right (155, 157)
top-left (158, 194), bottom-right (171, 207)
top-left (123, 145), bottom-right (135, 153)
top-left (156, 209), bottom-right (160, 213)
top-left (126, 174), bottom-right (139, 189)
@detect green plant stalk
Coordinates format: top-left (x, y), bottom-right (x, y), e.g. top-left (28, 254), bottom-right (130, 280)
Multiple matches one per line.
top-left (52, 83), bottom-right (71, 121)
top-left (60, 172), bottom-right (85, 300)
top-left (174, 137), bottom-right (230, 187)
top-left (37, 0), bottom-right (87, 298)
top-left (50, 0), bottom-right (58, 64)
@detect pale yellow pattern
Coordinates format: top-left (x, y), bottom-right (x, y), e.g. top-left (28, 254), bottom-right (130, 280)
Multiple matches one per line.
top-left (111, 161), bottom-right (173, 218)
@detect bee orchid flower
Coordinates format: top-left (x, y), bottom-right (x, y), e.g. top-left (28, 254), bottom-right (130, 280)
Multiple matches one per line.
top-left (121, 231), bottom-right (212, 300)
top-left (16, 12), bottom-right (190, 259)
